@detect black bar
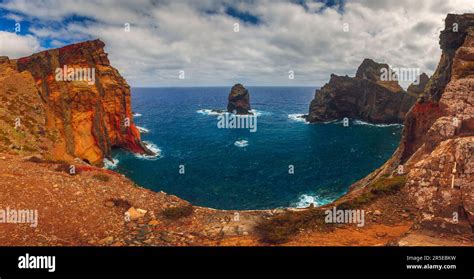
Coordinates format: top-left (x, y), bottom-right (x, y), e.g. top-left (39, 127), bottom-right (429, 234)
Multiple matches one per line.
top-left (0, 247), bottom-right (472, 275)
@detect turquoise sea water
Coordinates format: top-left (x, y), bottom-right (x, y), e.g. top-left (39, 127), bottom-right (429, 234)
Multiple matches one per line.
top-left (107, 87), bottom-right (402, 210)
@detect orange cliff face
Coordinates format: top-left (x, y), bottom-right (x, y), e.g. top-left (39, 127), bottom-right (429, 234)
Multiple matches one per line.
top-left (346, 14), bottom-right (474, 234)
top-left (3, 39), bottom-right (151, 166)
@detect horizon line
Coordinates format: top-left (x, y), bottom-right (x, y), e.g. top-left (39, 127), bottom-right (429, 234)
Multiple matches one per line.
top-left (131, 85), bottom-right (321, 88)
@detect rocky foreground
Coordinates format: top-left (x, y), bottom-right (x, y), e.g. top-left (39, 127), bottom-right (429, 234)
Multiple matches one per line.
top-left (0, 14), bottom-right (472, 246)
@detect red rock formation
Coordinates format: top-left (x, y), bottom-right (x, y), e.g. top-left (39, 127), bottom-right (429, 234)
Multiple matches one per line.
top-left (348, 14), bottom-right (474, 234)
top-left (3, 39), bottom-right (151, 166)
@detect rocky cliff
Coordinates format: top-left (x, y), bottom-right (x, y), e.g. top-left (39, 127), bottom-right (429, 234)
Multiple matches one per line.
top-left (305, 59), bottom-right (423, 124)
top-left (227, 84), bottom-right (252, 115)
top-left (346, 13), bottom-right (474, 234)
top-left (0, 39), bottom-right (151, 166)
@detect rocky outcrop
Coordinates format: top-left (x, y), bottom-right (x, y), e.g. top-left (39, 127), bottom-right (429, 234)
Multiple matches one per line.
top-left (227, 84), bottom-right (252, 115)
top-left (0, 39), bottom-right (152, 166)
top-left (305, 59), bottom-right (420, 124)
top-left (402, 14), bottom-right (474, 233)
top-left (347, 13), bottom-right (474, 234)
top-left (407, 73), bottom-right (430, 97)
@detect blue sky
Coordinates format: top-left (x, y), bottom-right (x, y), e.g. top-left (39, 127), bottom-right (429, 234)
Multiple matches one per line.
top-left (1, 0), bottom-right (473, 87)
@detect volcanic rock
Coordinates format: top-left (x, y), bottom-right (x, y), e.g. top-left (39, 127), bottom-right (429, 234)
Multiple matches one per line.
top-left (406, 73), bottom-right (430, 97)
top-left (305, 59), bottom-right (419, 124)
top-left (0, 39), bottom-right (153, 166)
top-left (227, 84), bottom-right (252, 115)
top-left (348, 13), bottom-right (474, 234)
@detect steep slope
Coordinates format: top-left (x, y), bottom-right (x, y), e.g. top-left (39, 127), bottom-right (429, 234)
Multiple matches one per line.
top-left (0, 39), bottom-right (152, 166)
top-left (346, 13), bottom-right (474, 234)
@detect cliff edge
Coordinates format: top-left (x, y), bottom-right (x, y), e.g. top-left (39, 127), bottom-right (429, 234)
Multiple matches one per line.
top-left (344, 13), bottom-right (474, 235)
top-left (305, 59), bottom-right (424, 124)
top-left (0, 39), bottom-right (152, 166)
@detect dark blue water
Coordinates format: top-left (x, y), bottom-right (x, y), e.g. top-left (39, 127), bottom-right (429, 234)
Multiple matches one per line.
top-left (108, 87), bottom-right (402, 210)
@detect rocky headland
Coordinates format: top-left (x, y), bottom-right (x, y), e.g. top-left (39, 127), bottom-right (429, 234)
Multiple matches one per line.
top-left (0, 39), bottom-right (153, 167)
top-left (305, 59), bottom-right (426, 124)
top-left (339, 13), bottom-right (473, 238)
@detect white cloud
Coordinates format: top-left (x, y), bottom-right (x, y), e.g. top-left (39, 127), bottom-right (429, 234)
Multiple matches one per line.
top-left (0, 31), bottom-right (40, 58)
top-left (0, 0), bottom-right (473, 86)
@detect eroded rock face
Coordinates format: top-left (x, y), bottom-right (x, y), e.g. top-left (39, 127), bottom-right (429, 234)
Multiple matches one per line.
top-left (407, 73), bottom-right (430, 97)
top-left (305, 59), bottom-right (419, 124)
top-left (0, 39), bottom-right (151, 166)
top-left (402, 15), bottom-right (474, 232)
top-left (227, 84), bottom-right (252, 115)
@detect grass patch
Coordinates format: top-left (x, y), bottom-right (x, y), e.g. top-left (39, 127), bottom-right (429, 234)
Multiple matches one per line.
top-left (255, 209), bottom-right (331, 244)
top-left (92, 173), bottom-right (111, 182)
top-left (161, 204), bottom-right (194, 220)
top-left (256, 175), bottom-right (407, 244)
top-left (371, 175), bottom-right (406, 195)
top-left (339, 175), bottom-right (406, 210)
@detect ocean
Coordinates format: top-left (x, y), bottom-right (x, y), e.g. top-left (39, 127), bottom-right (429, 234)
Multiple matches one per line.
top-left (107, 87), bottom-right (402, 210)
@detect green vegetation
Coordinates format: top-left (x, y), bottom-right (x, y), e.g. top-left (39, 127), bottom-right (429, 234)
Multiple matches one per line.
top-left (371, 175), bottom-right (406, 194)
top-left (339, 175), bottom-right (406, 210)
top-left (161, 204), bottom-right (194, 220)
top-left (255, 209), bottom-right (332, 244)
top-left (257, 175), bottom-right (407, 244)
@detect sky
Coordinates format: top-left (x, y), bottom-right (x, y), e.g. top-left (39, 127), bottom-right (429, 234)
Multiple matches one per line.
top-left (0, 0), bottom-right (473, 87)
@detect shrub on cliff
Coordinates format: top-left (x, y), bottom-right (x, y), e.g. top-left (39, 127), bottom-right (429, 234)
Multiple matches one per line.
top-left (255, 209), bottom-right (330, 244)
top-left (338, 175), bottom-right (407, 210)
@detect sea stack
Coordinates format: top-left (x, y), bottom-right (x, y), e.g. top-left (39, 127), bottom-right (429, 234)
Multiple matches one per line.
top-left (227, 84), bottom-right (252, 115)
top-left (305, 59), bottom-right (422, 124)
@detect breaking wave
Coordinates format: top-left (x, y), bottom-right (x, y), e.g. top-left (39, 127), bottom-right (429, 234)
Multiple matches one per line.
top-left (288, 113), bottom-right (308, 123)
top-left (135, 141), bottom-right (162, 160)
top-left (293, 194), bottom-right (334, 208)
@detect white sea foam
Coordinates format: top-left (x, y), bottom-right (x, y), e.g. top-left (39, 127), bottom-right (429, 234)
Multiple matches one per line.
top-left (353, 120), bottom-right (403, 127)
top-left (133, 113), bottom-right (142, 117)
top-left (234, 140), bottom-right (249, 148)
top-left (293, 194), bottom-right (333, 208)
top-left (137, 126), bottom-right (150, 134)
top-left (196, 109), bottom-right (225, 116)
top-left (104, 158), bottom-right (119, 170)
top-left (197, 109), bottom-right (270, 117)
top-left (135, 141), bottom-right (162, 160)
top-left (250, 109), bottom-right (271, 116)
top-left (288, 113), bottom-right (308, 123)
